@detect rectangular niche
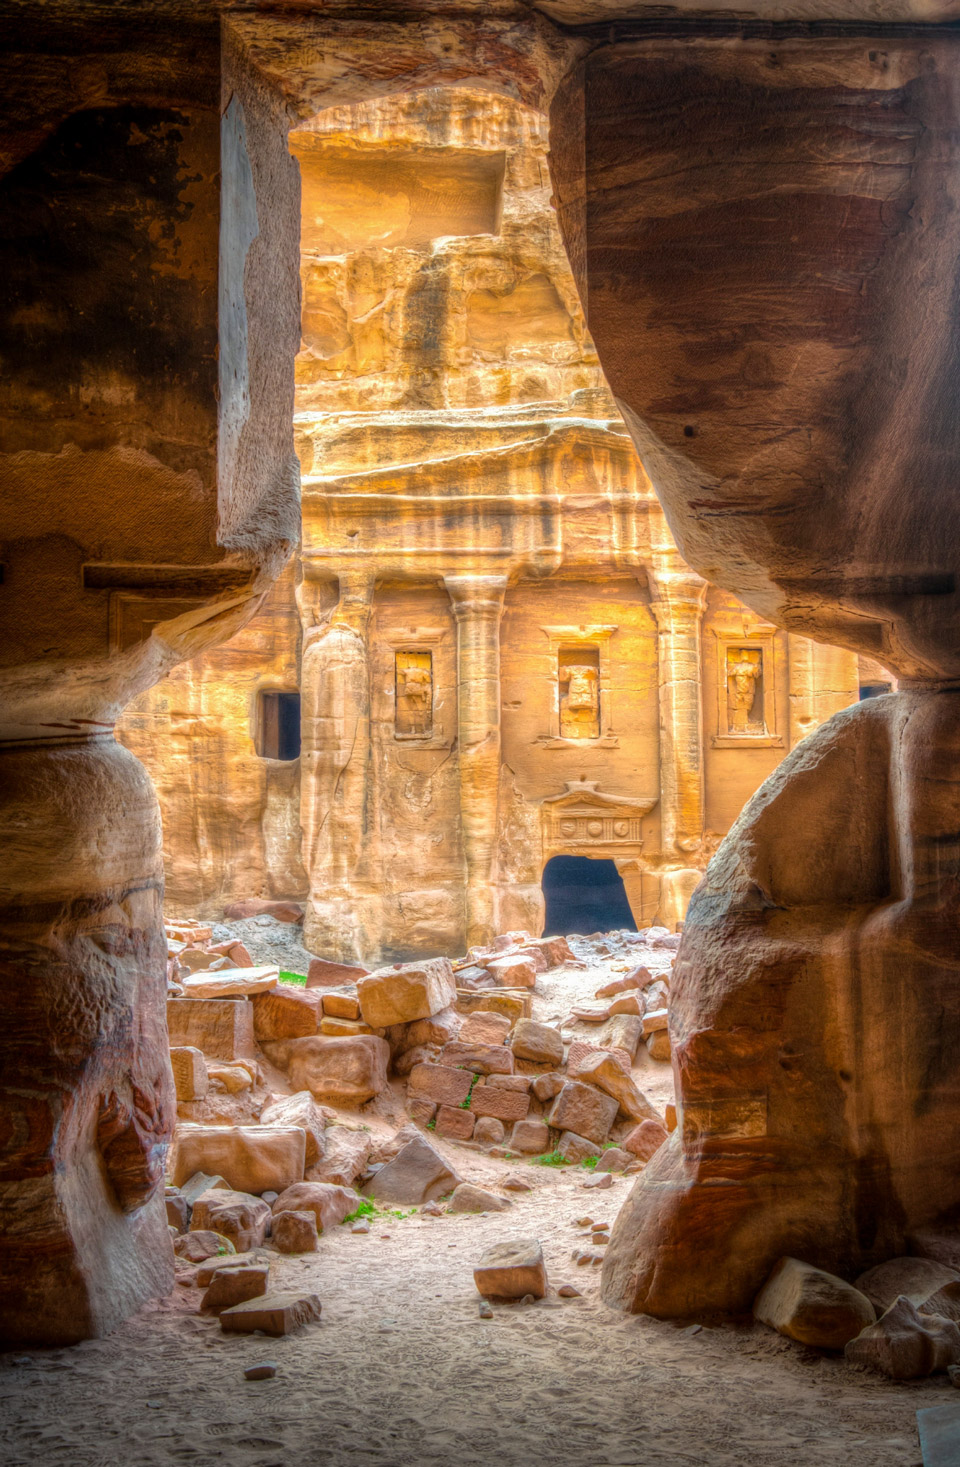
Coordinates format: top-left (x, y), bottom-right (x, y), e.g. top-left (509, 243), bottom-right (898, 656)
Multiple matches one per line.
top-left (558, 645), bottom-right (601, 740)
top-left (725, 646), bottom-right (766, 735)
top-left (395, 650), bottom-right (433, 739)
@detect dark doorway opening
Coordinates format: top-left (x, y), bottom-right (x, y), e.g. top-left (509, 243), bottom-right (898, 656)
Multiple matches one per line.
top-left (541, 855), bottom-right (637, 937)
top-left (256, 690), bottom-right (301, 760)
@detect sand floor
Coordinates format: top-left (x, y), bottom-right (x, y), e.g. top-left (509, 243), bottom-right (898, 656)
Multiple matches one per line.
top-left (0, 931), bottom-right (949, 1465)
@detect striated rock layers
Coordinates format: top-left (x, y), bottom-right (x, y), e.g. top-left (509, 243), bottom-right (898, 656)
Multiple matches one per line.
top-left (549, 36), bottom-right (960, 1317)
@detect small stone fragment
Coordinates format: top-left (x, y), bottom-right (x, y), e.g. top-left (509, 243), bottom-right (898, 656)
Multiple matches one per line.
top-left (479, 1301), bottom-right (494, 1319)
top-left (502, 1172), bottom-right (533, 1192)
top-left (174, 1230), bottom-right (236, 1263)
top-left (202, 1264), bottom-right (269, 1314)
top-left (558, 1284), bottom-right (582, 1298)
top-left (582, 1172), bottom-right (613, 1190)
top-left (243, 1363), bottom-right (277, 1381)
top-left (448, 1183), bottom-right (511, 1214)
top-left (844, 1295), bottom-right (960, 1378)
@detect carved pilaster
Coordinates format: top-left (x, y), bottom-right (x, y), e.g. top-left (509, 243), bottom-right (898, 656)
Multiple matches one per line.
top-left (445, 574), bottom-right (508, 949)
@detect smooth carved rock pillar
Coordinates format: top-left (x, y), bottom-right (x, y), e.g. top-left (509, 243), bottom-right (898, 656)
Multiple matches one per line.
top-left (445, 575), bottom-right (507, 949)
top-left (301, 572), bottom-right (382, 967)
top-left (648, 564), bottom-right (707, 930)
top-left (0, 738), bottom-right (174, 1345)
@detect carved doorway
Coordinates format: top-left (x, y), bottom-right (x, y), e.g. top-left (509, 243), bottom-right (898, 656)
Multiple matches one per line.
top-left (541, 854), bottom-right (638, 937)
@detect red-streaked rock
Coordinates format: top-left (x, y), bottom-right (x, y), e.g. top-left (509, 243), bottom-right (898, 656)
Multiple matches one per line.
top-left (220, 1291), bottom-right (321, 1335)
top-left (474, 1239), bottom-right (547, 1300)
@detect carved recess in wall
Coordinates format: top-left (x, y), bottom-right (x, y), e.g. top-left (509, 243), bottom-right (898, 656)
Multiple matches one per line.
top-left (541, 779), bottom-right (658, 862)
top-left (395, 650), bottom-right (433, 738)
top-left (711, 634), bottom-right (783, 749)
top-left (538, 624), bottom-right (619, 747)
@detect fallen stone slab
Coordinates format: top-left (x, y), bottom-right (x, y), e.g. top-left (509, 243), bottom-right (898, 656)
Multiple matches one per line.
top-left (509, 1119), bottom-right (550, 1154)
top-left (408, 1062), bottom-right (473, 1109)
top-left (180, 1171), bottom-right (229, 1208)
top-left (307, 1127), bottom-right (372, 1188)
top-left (223, 900), bottom-right (304, 924)
top-left (363, 1135), bottom-right (461, 1205)
top-left (172, 1125), bottom-right (306, 1195)
top-left (642, 1008), bottom-right (669, 1035)
top-left (845, 1295), bottom-right (960, 1378)
top-left (196, 1252), bottom-right (264, 1287)
top-left (435, 1105), bottom-right (476, 1141)
top-left (271, 1181), bottom-right (357, 1233)
top-left (474, 1239), bottom-right (547, 1300)
top-left (260, 1092), bottom-right (326, 1167)
top-left (202, 1263), bottom-right (269, 1314)
top-left (755, 1257), bottom-right (875, 1349)
top-left (510, 1019), bottom-right (564, 1066)
top-left (262, 1034), bottom-right (390, 1106)
top-left (271, 1210), bottom-right (320, 1254)
top-left (170, 1047), bottom-right (208, 1103)
top-left (219, 1291), bottom-right (321, 1336)
top-left (190, 1189), bottom-right (271, 1252)
top-left (917, 1403), bottom-right (960, 1466)
top-left (454, 990), bottom-right (532, 1024)
top-left (485, 955), bottom-right (538, 989)
top-left (174, 1229), bottom-right (236, 1263)
top-left (321, 988), bottom-right (361, 1020)
top-left (547, 1082), bottom-right (618, 1145)
top-left (306, 957), bottom-right (370, 989)
top-left (357, 957), bottom-right (456, 1027)
top-left (252, 987), bottom-right (321, 1040)
top-left (167, 997), bottom-right (255, 1061)
top-left (469, 1084), bottom-right (530, 1124)
top-left (569, 1050), bottom-right (661, 1124)
top-left (181, 967), bottom-right (279, 1001)
top-left (520, 936), bottom-right (574, 967)
top-left (448, 1183), bottom-right (511, 1214)
top-left (855, 1257), bottom-right (960, 1316)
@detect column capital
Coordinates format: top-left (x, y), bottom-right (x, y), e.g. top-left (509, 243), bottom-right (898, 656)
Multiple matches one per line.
top-left (444, 573), bottom-right (508, 620)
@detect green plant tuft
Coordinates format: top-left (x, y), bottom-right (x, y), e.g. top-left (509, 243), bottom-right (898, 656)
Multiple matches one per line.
top-left (343, 1198), bottom-right (377, 1224)
top-left (279, 970), bottom-right (308, 987)
top-left (580, 1155), bottom-right (598, 1170)
top-left (426, 1117), bottom-right (436, 1131)
top-left (532, 1150), bottom-right (568, 1168)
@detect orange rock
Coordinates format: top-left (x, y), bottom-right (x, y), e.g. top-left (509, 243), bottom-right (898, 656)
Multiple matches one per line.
top-left (172, 1125), bottom-right (306, 1194)
top-left (623, 1119), bottom-right (669, 1161)
top-left (271, 1181), bottom-right (357, 1233)
top-left (474, 1239), bottom-right (547, 1300)
top-left (263, 1035), bottom-right (390, 1106)
top-left (251, 986), bottom-right (321, 1040)
top-left (167, 998), bottom-right (254, 1062)
top-left (220, 1291), bottom-right (321, 1336)
top-left (260, 1091), bottom-right (326, 1166)
top-left (357, 957), bottom-right (456, 1027)
top-left (306, 957), bottom-right (370, 989)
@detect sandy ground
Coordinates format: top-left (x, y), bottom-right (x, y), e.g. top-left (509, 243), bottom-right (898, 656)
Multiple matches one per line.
top-left (0, 930), bottom-right (949, 1465)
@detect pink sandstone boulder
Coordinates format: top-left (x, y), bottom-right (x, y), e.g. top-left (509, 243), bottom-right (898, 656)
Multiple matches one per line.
top-left (754, 1258), bottom-right (875, 1350)
top-left (271, 1181), bottom-right (357, 1233)
top-left (260, 1092), bottom-right (326, 1166)
top-left (845, 1295), bottom-right (960, 1378)
top-left (306, 957), bottom-right (370, 989)
top-left (261, 1034), bottom-right (390, 1106)
top-left (252, 987), bottom-right (321, 1040)
top-left (171, 1125), bottom-right (306, 1194)
top-left (357, 957), bottom-right (456, 1027)
top-left (623, 1119), bottom-right (669, 1161)
top-left (190, 1189), bottom-right (271, 1252)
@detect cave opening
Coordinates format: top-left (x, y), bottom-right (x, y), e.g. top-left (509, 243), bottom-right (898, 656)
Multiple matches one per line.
top-left (541, 853), bottom-right (638, 937)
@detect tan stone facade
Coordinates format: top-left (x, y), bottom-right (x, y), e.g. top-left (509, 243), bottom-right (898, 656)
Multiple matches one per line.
top-left (119, 88), bottom-right (862, 965)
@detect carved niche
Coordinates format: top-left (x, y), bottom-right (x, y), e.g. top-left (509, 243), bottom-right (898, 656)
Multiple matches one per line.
top-left (725, 646), bottom-right (766, 735)
top-left (541, 779), bottom-right (658, 862)
top-left (558, 646), bottom-right (600, 740)
top-left (395, 650), bottom-right (433, 738)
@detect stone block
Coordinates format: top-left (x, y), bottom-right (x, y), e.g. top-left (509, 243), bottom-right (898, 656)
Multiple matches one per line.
top-left (190, 1189), bottom-right (271, 1252)
top-left (271, 1181), bottom-right (357, 1233)
top-left (206, 1063), bottom-right (252, 1094)
top-left (646, 1029), bottom-right (671, 1061)
top-left (623, 1118), bottom-right (669, 1160)
top-left (260, 1091), bottom-right (326, 1167)
top-left (181, 967), bottom-right (279, 1001)
top-left (220, 1291), bottom-right (321, 1336)
top-left (845, 1295), bottom-right (960, 1378)
top-left (195, 1253), bottom-right (259, 1287)
top-left (357, 957), bottom-right (456, 1027)
top-left (509, 1119), bottom-right (550, 1153)
top-left (469, 1085), bottom-right (530, 1123)
top-left (435, 1105), bottom-right (476, 1140)
top-left (486, 955), bottom-right (537, 989)
top-left (306, 957), bottom-right (369, 988)
top-left (263, 1034), bottom-right (390, 1105)
top-left (474, 1239), bottom-right (547, 1300)
top-left (174, 1230), bottom-right (236, 1263)
top-left (642, 1008), bottom-right (669, 1035)
top-left (449, 1183), bottom-right (510, 1213)
top-left (521, 936), bottom-right (574, 967)
top-left (600, 1014), bottom-right (643, 1060)
top-left (440, 1041), bottom-right (514, 1075)
top-left (222, 900), bottom-right (304, 924)
top-left (569, 1050), bottom-right (662, 1123)
top-left (252, 987), bottom-right (321, 1040)
top-left (172, 1125), bottom-right (306, 1195)
top-left (363, 1135), bottom-right (461, 1205)
top-left (407, 1063), bottom-right (473, 1108)
top-left (407, 1098), bottom-right (437, 1126)
top-left (556, 1131), bottom-right (601, 1164)
top-left (459, 1010), bottom-right (512, 1046)
top-left (272, 1209), bottom-right (319, 1254)
top-left (165, 1193), bottom-right (189, 1232)
top-left (319, 1016), bottom-right (380, 1037)
top-left (167, 998), bottom-right (254, 1061)
top-left (308, 1127), bottom-right (372, 1188)
top-left (754, 1257), bottom-right (876, 1349)
top-left (401, 1007), bottom-right (461, 1050)
top-left (510, 1019), bottom-right (564, 1066)
top-left (321, 988), bottom-right (361, 1020)
top-left (531, 1072), bottom-right (565, 1102)
top-left (170, 1046), bottom-right (208, 1102)
top-left (474, 1117), bottom-right (505, 1145)
top-left (547, 1082), bottom-right (618, 1144)
top-left (201, 1263), bottom-right (269, 1314)
top-left (486, 1074), bottom-right (531, 1092)
top-left (180, 1171), bottom-right (228, 1208)
top-left (454, 990), bottom-right (532, 1023)
top-left (855, 1257), bottom-right (960, 1316)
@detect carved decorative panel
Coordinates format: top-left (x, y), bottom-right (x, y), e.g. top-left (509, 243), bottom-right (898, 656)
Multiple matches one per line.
top-left (541, 779), bottom-right (657, 861)
top-left (395, 650), bottom-right (433, 738)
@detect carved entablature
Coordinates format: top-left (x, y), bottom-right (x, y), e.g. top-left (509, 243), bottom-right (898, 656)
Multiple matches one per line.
top-left (541, 780), bottom-right (658, 861)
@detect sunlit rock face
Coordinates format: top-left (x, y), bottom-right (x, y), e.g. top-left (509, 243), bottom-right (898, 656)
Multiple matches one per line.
top-left (549, 36), bottom-right (960, 1317)
top-left (120, 87), bottom-right (861, 964)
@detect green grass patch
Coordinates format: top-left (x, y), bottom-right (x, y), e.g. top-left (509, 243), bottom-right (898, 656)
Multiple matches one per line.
top-left (580, 1155), bottom-right (599, 1170)
top-left (343, 1198), bottom-right (376, 1224)
top-left (532, 1150), bottom-right (569, 1168)
top-left (459, 1073), bottom-right (479, 1110)
top-left (279, 970), bottom-right (308, 987)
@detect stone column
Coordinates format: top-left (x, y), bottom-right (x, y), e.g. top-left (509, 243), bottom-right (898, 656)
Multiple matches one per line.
top-left (300, 569), bottom-right (382, 965)
top-left (445, 575), bottom-right (508, 949)
top-left (647, 530), bottom-right (707, 929)
top-left (788, 635), bottom-right (861, 750)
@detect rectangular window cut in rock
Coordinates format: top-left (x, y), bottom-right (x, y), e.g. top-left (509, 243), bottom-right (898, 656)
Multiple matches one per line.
top-left (558, 645), bottom-right (600, 739)
top-left (725, 647), bottom-right (766, 735)
top-left (256, 690), bottom-right (301, 760)
top-left (395, 650), bottom-right (433, 738)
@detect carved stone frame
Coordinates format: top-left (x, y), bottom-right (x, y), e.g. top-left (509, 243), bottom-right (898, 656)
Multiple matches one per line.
top-left (381, 625), bottom-right (451, 749)
top-left (537, 623), bottom-right (620, 748)
top-left (711, 633), bottom-right (783, 749)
